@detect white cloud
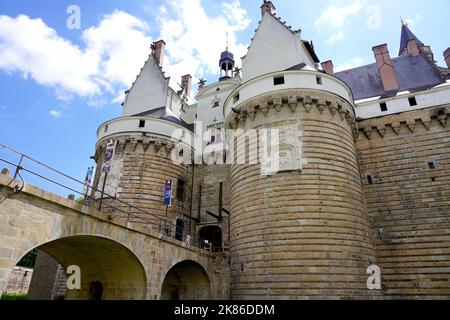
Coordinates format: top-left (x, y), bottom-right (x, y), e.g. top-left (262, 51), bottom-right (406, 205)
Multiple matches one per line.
top-left (335, 57), bottom-right (365, 72)
top-left (314, 1), bottom-right (363, 30)
top-left (49, 110), bottom-right (62, 118)
top-left (156, 0), bottom-right (251, 92)
top-left (0, 11), bottom-right (151, 104)
top-left (0, 2), bottom-right (251, 104)
top-left (326, 32), bottom-right (344, 45)
top-left (404, 14), bottom-right (423, 27)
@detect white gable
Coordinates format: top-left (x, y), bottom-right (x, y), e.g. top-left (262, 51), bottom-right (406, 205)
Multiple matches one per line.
top-left (122, 56), bottom-right (169, 116)
top-left (241, 13), bottom-right (316, 82)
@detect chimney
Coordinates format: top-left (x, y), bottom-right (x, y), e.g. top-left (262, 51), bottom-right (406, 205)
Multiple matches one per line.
top-left (444, 48), bottom-right (450, 68)
top-left (372, 43), bottom-right (399, 91)
top-left (321, 60), bottom-right (334, 76)
top-left (181, 74), bottom-right (192, 98)
top-left (261, 1), bottom-right (276, 17)
top-left (407, 39), bottom-right (420, 57)
top-left (152, 40), bottom-right (166, 67)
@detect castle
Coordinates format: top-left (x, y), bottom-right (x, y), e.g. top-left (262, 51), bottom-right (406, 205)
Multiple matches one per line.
top-left (91, 1), bottom-right (450, 299)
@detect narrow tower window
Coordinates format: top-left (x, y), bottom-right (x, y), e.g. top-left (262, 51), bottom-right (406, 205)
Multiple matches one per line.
top-left (273, 76), bottom-right (285, 86)
top-left (316, 76), bottom-right (323, 85)
top-left (367, 175), bottom-right (374, 185)
top-left (428, 161), bottom-right (436, 170)
top-left (380, 102), bottom-right (388, 112)
top-left (408, 97), bottom-right (417, 106)
top-left (177, 179), bottom-right (186, 201)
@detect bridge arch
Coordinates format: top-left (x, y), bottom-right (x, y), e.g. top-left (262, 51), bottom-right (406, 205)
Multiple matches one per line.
top-left (11, 235), bottom-right (148, 300)
top-left (161, 260), bottom-right (211, 300)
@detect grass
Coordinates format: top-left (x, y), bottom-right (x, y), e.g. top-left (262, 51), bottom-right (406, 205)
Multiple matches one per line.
top-left (1, 293), bottom-right (27, 300)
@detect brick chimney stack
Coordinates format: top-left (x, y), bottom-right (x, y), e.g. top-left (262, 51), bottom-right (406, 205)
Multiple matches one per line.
top-left (261, 1), bottom-right (276, 18)
top-left (444, 48), bottom-right (450, 68)
top-left (152, 40), bottom-right (166, 68)
top-left (407, 39), bottom-right (420, 57)
top-left (321, 60), bottom-right (334, 76)
top-left (181, 74), bottom-right (192, 98)
top-left (372, 43), bottom-right (399, 91)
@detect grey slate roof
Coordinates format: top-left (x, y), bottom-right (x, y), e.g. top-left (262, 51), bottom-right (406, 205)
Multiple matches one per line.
top-left (335, 54), bottom-right (444, 101)
top-left (134, 107), bottom-right (194, 131)
top-left (399, 24), bottom-right (424, 56)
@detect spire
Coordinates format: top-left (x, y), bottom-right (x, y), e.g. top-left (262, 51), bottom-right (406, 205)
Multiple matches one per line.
top-left (219, 33), bottom-right (235, 81)
top-left (399, 23), bottom-right (424, 56)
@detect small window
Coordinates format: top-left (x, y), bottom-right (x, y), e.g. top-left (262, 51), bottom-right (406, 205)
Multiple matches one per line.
top-left (367, 175), bottom-right (374, 185)
top-left (233, 93), bottom-right (240, 103)
top-left (177, 179), bottom-right (185, 201)
top-left (409, 97), bottom-right (417, 106)
top-left (179, 149), bottom-right (184, 157)
top-left (139, 120), bottom-right (146, 128)
top-left (273, 76), bottom-right (285, 86)
top-left (195, 114), bottom-right (198, 119)
top-left (316, 76), bottom-right (323, 85)
top-left (380, 102), bottom-right (387, 112)
top-left (212, 101), bottom-right (220, 108)
top-left (104, 125), bottom-right (108, 133)
top-left (216, 88), bottom-right (220, 91)
top-left (428, 161), bottom-right (436, 170)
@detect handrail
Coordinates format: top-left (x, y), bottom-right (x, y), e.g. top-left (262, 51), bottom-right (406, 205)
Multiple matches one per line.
top-left (0, 143), bottom-right (216, 251)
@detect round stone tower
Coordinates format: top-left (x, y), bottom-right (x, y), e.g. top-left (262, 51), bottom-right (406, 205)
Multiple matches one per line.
top-left (92, 111), bottom-right (193, 231)
top-left (224, 70), bottom-right (377, 299)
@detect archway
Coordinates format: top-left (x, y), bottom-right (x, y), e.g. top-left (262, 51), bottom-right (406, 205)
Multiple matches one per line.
top-left (161, 260), bottom-right (210, 300)
top-left (199, 226), bottom-right (222, 251)
top-left (3, 236), bottom-right (147, 300)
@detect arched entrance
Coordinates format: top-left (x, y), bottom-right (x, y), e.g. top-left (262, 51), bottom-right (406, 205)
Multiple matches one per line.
top-left (3, 236), bottom-right (147, 300)
top-left (199, 226), bottom-right (222, 251)
top-left (161, 260), bottom-right (210, 300)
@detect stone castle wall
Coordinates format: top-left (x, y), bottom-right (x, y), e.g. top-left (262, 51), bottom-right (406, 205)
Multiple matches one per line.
top-left (357, 105), bottom-right (450, 299)
top-left (192, 164), bottom-right (231, 243)
top-left (226, 91), bottom-right (378, 299)
top-left (3, 267), bottom-right (33, 296)
top-left (93, 133), bottom-right (193, 236)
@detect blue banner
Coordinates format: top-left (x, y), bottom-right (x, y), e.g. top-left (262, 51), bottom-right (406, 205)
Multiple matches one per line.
top-left (164, 180), bottom-right (173, 206)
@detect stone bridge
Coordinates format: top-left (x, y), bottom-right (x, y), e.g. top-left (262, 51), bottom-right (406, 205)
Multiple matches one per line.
top-left (0, 175), bottom-right (229, 300)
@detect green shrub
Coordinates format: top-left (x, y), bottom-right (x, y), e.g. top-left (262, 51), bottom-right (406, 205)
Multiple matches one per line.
top-left (1, 293), bottom-right (27, 300)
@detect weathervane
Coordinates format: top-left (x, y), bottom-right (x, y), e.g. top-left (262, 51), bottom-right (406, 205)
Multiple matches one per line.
top-left (198, 78), bottom-right (207, 89)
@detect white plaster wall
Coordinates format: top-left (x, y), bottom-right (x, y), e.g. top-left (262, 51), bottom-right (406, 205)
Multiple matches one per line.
top-left (195, 79), bottom-right (240, 148)
top-left (355, 82), bottom-right (450, 119)
top-left (224, 71), bottom-right (353, 118)
top-left (122, 57), bottom-right (169, 117)
top-left (242, 13), bottom-right (315, 83)
top-left (97, 117), bottom-right (194, 142)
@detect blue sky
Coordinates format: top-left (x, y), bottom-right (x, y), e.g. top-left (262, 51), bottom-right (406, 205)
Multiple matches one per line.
top-left (0, 0), bottom-right (449, 196)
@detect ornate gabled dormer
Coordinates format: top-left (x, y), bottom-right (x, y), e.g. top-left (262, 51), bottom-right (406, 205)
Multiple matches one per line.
top-left (241, 1), bottom-right (319, 82)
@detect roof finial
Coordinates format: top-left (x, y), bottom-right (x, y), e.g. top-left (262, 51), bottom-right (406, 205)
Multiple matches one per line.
top-left (401, 17), bottom-right (407, 27)
top-left (226, 32), bottom-right (229, 51)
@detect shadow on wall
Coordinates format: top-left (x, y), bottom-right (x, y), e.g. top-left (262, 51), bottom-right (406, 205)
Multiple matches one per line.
top-left (13, 236), bottom-right (147, 300)
top-left (161, 260), bottom-right (211, 300)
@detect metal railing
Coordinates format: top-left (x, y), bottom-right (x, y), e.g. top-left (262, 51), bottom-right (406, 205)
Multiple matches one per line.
top-left (0, 143), bottom-right (212, 251)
